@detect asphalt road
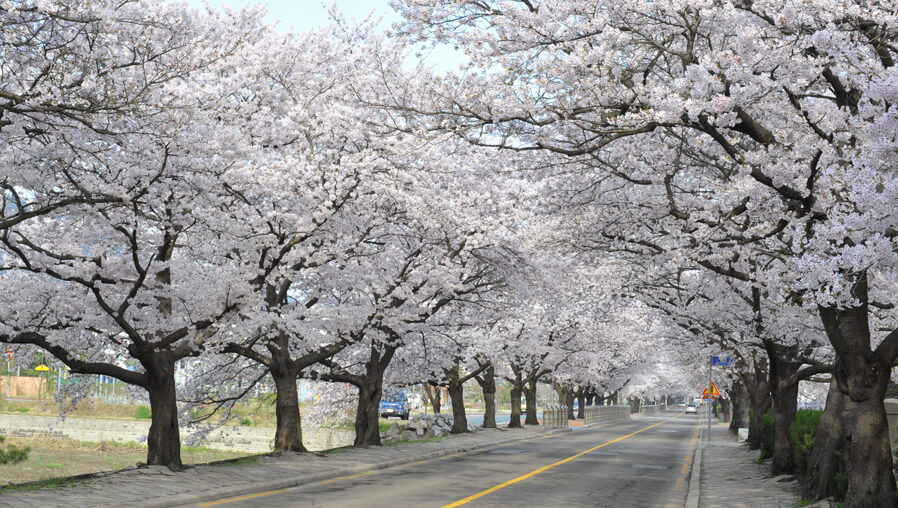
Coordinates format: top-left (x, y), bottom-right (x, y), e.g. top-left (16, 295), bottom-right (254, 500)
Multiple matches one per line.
top-left (194, 409), bottom-right (700, 508)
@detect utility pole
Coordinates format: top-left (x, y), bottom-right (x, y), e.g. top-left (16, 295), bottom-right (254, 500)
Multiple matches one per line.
top-left (708, 355), bottom-right (712, 442)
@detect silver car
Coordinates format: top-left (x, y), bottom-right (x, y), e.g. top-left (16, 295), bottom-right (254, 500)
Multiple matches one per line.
top-left (685, 403), bottom-right (698, 414)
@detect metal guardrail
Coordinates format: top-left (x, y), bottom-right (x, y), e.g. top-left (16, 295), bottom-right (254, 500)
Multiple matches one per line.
top-left (542, 405), bottom-right (569, 429)
top-left (542, 405), bottom-right (631, 428)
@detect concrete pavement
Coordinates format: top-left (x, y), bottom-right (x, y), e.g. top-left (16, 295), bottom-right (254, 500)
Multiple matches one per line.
top-left (694, 420), bottom-right (799, 508)
top-left (192, 413), bottom-right (696, 508)
top-left (0, 409), bottom-right (801, 507)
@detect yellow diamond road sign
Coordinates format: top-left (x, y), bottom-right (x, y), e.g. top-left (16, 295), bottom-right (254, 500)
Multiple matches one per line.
top-left (701, 381), bottom-right (720, 399)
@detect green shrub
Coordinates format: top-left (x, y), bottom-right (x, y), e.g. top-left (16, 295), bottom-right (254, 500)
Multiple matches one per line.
top-left (134, 405), bottom-right (152, 420)
top-left (239, 417), bottom-right (251, 426)
top-left (790, 409), bottom-right (822, 475)
top-left (759, 411), bottom-right (775, 461)
top-left (0, 436), bottom-right (29, 464)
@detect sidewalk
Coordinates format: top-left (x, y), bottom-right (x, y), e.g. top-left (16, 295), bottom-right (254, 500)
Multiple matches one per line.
top-left (690, 421), bottom-right (800, 508)
top-left (0, 426), bottom-right (565, 508)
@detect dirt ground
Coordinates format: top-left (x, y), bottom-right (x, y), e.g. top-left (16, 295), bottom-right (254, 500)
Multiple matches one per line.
top-left (0, 437), bottom-right (248, 486)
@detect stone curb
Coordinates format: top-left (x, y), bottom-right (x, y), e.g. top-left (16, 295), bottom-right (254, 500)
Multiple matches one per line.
top-left (684, 414), bottom-right (706, 508)
top-left (138, 427), bottom-right (575, 508)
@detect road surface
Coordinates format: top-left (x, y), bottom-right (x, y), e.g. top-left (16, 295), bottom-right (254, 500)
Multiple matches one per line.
top-left (191, 409), bottom-right (699, 508)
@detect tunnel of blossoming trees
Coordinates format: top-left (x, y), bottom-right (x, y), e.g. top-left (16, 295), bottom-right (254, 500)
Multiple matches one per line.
top-left (0, 1), bottom-right (896, 505)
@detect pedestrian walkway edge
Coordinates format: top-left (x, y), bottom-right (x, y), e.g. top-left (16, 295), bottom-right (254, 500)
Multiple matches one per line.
top-left (139, 427), bottom-right (575, 508)
top-left (684, 440), bottom-right (703, 508)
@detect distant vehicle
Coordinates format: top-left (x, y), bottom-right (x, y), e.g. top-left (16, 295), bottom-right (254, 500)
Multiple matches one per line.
top-left (678, 401), bottom-right (686, 407)
top-left (380, 389), bottom-right (410, 420)
top-left (685, 403), bottom-right (698, 415)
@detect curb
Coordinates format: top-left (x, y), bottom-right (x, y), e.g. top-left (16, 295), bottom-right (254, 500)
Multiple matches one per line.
top-left (684, 414), bottom-right (706, 508)
top-left (138, 427), bottom-right (575, 508)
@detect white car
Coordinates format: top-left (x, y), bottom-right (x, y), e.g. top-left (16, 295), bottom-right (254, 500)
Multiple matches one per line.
top-left (685, 404), bottom-right (698, 414)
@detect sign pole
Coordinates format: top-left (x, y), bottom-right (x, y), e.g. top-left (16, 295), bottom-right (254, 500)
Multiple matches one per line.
top-left (708, 355), bottom-right (712, 442)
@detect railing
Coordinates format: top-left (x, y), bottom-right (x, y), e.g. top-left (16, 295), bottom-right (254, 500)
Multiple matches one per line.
top-left (584, 405), bottom-right (631, 425)
top-left (542, 405), bottom-right (633, 428)
top-left (640, 403), bottom-right (667, 416)
top-left (542, 405), bottom-right (569, 429)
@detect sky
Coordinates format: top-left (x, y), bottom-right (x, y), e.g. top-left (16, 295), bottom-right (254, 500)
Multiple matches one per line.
top-left (183, 0), bottom-right (401, 34)
top-left (180, 0), bottom-right (465, 70)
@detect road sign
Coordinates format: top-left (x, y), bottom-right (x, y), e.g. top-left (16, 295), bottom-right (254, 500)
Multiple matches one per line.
top-left (5, 349), bottom-right (12, 359)
top-left (34, 364), bottom-right (50, 371)
top-left (701, 381), bottom-right (720, 399)
top-left (712, 356), bottom-right (733, 367)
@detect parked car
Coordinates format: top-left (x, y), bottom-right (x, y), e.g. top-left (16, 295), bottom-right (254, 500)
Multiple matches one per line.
top-left (685, 403), bottom-right (698, 414)
top-left (380, 389), bottom-right (410, 420)
top-left (677, 401), bottom-right (687, 407)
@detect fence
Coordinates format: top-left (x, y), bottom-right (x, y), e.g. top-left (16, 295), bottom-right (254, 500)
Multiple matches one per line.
top-left (640, 403), bottom-right (667, 416)
top-left (584, 405), bottom-right (631, 424)
top-left (542, 405), bottom-right (631, 428)
top-left (542, 405), bottom-right (569, 429)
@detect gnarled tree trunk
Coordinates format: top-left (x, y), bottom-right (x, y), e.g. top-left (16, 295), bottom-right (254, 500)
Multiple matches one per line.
top-left (728, 380), bottom-right (751, 432)
top-left (447, 366), bottom-right (468, 434)
top-left (508, 367), bottom-right (523, 428)
top-left (803, 376), bottom-right (847, 501)
top-left (271, 360), bottom-right (305, 453)
top-left (742, 356), bottom-right (771, 451)
top-left (576, 387), bottom-right (586, 420)
top-left (820, 289), bottom-right (897, 507)
top-left (142, 350), bottom-right (182, 470)
top-left (425, 383), bottom-right (441, 414)
top-left (767, 342), bottom-right (801, 475)
top-left (475, 365), bottom-right (497, 429)
top-left (524, 377), bottom-right (539, 425)
top-left (352, 344), bottom-right (396, 447)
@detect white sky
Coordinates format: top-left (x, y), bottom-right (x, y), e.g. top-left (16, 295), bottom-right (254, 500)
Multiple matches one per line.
top-left (182, 0), bottom-right (401, 34)
top-left (179, 0), bottom-right (466, 70)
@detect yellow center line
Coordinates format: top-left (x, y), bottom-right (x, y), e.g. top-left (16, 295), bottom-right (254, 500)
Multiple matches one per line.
top-left (441, 416), bottom-right (681, 508)
top-left (197, 489), bottom-right (291, 506)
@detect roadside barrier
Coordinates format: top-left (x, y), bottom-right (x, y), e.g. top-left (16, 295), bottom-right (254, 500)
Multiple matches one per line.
top-left (640, 404), bottom-right (667, 416)
top-left (584, 405), bottom-right (630, 424)
top-left (542, 405), bottom-right (569, 429)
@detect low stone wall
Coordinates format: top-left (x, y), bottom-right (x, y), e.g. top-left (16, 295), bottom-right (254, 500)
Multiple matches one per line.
top-left (640, 404), bottom-right (666, 416)
top-left (0, 414), bottom-right (352, 453)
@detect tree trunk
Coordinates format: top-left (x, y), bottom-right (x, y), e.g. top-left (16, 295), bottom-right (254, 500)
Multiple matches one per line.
top-left (576, 388), bottom-right (586, 420)
top-left (566, 390), bottom-right (575, 420)
top-left (447, 367), bottom-right (468, 434)
top-left (767, 342), bottom-right (801, 475)
top-left (425, 383), bottom-right (441, 414)
top-left (354, 378), bottom-right (383, 447)
top-left (629, 396), bottom-right (641, 414)
top-left (143, 351), bottom-right (182, 470)
top-left (585, 391), bottom-right (595, 407)
top-left (524, 377), bottom-right (539, 425)
top-left (352, 345), bottom-right (395, 447)
top-left (271, 361), bottom-right (305, 453)
top-left (819, 276), bottom-right (898, 507)
top-left (743, 356), bottom-right (771, 451)
top-left (803, 376), bottom-right (847, 501)
top-left (728, 380), bottom-right (751, 432)
top-left (508, 369), bottom-right (523, 428)
top-left (475, 365), bottom-right (497, 429)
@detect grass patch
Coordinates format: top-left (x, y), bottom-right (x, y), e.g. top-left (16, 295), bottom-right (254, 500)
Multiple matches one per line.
top-left (1, 476), bottom-right (79, 491)
top-left (0, 436), bottom-right (249, 486)
top-left (211, 455), bottom-right (261, 467)
top-left (385, 435), bottom-right (450, 447)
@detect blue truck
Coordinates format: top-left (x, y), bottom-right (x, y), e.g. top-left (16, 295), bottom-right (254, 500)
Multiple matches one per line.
top-left (379, 389), bottom-right (410, 420)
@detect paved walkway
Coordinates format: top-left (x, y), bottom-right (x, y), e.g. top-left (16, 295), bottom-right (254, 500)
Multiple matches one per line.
top-left (0, 415), bottom-right (802, 508)
top-left (697, 421), bottom-right (800, 508)
top-left (0, 426), bottom-right (560, 508)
